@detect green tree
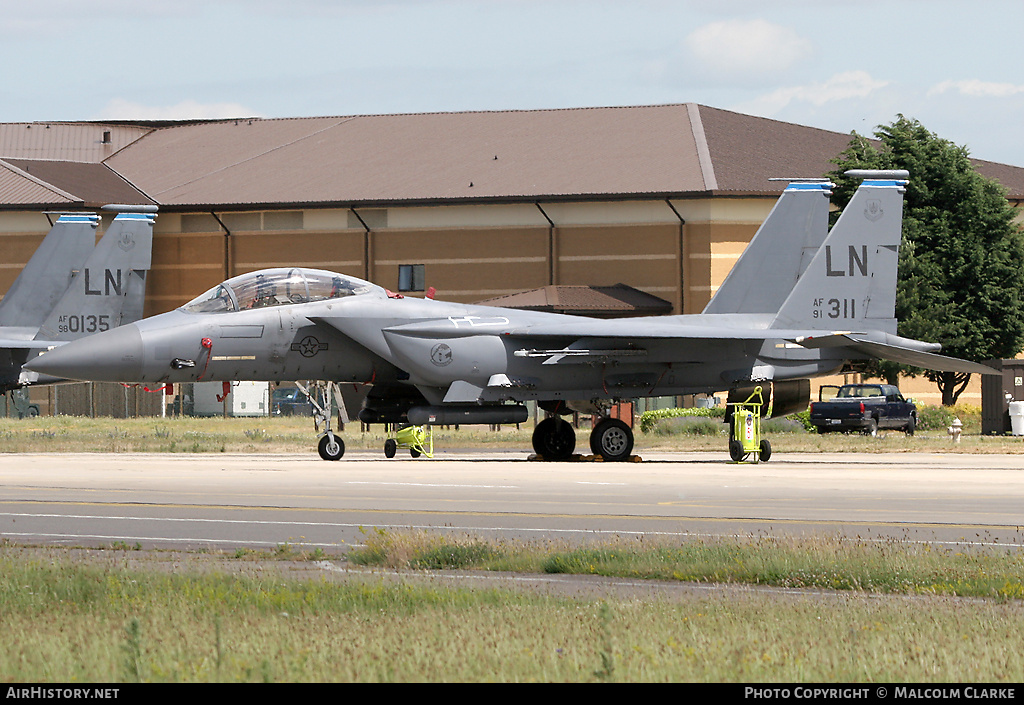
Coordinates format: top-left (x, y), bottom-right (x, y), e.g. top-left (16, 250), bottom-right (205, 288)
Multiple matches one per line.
top-left (829, 116), bottom-right (1024, 405)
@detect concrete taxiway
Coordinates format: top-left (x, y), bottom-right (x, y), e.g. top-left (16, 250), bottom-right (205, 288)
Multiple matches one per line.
top-left (0, 450), bottom-right (1022, 551)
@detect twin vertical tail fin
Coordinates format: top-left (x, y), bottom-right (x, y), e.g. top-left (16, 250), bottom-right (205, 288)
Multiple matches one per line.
top-left (769, 172), bottom-right (999, 376)
top-left (770, 171), bottom-right (909, 333)
top-left (703, 179), bottom-right (833, 315)
top-left (36, 211), bottom-right (155, 341)
top-left (0, 214), bottom-right (98, 329)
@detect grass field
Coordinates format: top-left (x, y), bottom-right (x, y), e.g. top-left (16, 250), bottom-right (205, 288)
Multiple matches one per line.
top-left (0, 406), bottom-right (1021, 455)
top-left (2, 538), bottom-right (1024, 682)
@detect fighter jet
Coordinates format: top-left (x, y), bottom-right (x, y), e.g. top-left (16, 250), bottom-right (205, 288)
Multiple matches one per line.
top-left (25, 172), bottom-right (995, 460)
top-left (2, 208), bottom-right (155, 393)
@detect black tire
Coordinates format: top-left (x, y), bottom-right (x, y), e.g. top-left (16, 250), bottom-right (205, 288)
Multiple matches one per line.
top-left (384, 438), bottom-right (397, 458)
top-left (531, 417), bottom-right (576, 461)
top-left (729, 439), bottom-right (745, 462)
top-left (589, 418), bottom-right (634, 462)
top-left (317, 433), bottom-right (345, 461)
top-left (410, 447), bottom-right (421, 458)
top-left (863, 418), bottom-right (878, 437)
top-left (759, 439), bottom-right (772, 462)
top-left (815, 426), bottom-right (830, 434)
top-left (904, 415), bottom-right (916, 436)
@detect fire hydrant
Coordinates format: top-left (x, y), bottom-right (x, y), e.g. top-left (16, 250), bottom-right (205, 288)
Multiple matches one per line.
top-left (947, 417), bottom-right (962, 443)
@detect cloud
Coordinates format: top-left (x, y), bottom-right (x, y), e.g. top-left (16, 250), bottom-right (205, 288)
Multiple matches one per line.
top-left (0, 0), bottom-right (192, 35)
top-left (735, 70), bottom-right (890, 116)
top-left (928, 79), bottom-right (1024, 98)
top-left (95, 99), bottom-right (260, 121)
top-left (683, 19), bottom-right (814, 79)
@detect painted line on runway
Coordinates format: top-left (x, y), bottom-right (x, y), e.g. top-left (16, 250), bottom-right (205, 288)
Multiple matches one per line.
top-left (340, 482), bottom-right (519, 488)
top-left (0, 531), bottom-right (349, 548)
top-left (2, 511), bottom-right (1022, 549)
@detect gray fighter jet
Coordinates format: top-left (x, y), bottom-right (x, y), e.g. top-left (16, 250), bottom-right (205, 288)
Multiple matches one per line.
top-left (2, 208), bottom-right (155, 393)
top-left (25, 173), bottom-right (994, 460)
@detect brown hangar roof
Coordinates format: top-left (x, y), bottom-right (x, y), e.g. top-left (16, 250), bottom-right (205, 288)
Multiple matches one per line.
top-left (697, 106), bottom-right (855, 192)
top-left (100, 105), bottom-right (1024, 206)
top-left (4, 159), bottom-right (153, 208)
top-left (1, 105), bottom-right (1023, 209)
top-left (0, 123), bottom-right (152, 163)
top-left (0, 159), bottom-right (77, 207)
top-left (104, 106), bottom-right (713, 208)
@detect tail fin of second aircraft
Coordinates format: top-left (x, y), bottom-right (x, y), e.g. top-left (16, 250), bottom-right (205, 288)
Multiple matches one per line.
top-left (0, 214), bottom-right (98, 329)
top-left (770, 171), bottom-right (909, 334)
top-left (703, 179), bottom-right (832, 315)
top-left (36, 211), bottom-right (155, 341)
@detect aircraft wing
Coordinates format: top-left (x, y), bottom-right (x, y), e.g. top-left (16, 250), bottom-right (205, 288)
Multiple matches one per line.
top-left (0, 339), bottom-right (65, 349)
top-left (375, 316), bottom-right (782, 341)
top-left (320, 315), bottom-right (1001, 377)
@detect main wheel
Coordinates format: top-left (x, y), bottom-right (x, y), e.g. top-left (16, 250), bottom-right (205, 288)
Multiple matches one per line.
top-left (318, 433), bottom-right (345, 461)
top-left (759, 439), bottom-right (772, 462)
top-left (531, 417), bottom-right (576, 461)
top-left (862, 418), bottom-right (878, 437)
top-left (384, 438), bottom-right (397, 458)
top-left (904, 415), bottom-right (916, 436)
top-left (589, 418), bottom-right (634, 461)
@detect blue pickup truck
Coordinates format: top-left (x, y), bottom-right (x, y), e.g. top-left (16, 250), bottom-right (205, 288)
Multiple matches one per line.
top-left (808, 384), bottom-right (917, 436)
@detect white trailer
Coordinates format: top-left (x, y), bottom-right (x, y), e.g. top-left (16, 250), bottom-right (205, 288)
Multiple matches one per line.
top-left (192, 381), bottom-right (270, 417)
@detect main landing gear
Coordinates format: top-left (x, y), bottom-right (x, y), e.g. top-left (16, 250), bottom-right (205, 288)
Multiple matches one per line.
top-left (590, 417), bottom-right (634, 461)
top-left (531, 414), bottom-right (635, 462)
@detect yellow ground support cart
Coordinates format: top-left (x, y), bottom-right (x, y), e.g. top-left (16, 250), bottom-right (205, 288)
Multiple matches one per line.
top-left (384, 424), bottom-right (434, 459)
top-left (727, 386), bottom-right (772, 463)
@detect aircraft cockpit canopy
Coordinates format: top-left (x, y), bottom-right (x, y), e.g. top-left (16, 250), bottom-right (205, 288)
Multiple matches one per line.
top-left (181, 268), bottom-right (374, 313)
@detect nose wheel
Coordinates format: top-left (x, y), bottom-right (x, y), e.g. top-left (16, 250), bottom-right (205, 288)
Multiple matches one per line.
top-left (317, 432), bottom-right (345, 461)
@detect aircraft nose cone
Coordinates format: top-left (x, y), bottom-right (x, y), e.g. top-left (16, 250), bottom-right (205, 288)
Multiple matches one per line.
top-left (24, 324), bottom-right (145, 382)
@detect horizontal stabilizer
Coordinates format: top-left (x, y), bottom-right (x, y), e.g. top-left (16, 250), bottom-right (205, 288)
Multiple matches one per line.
top-left (841, 340), bottom-right (999, 376)
top-left (795, 333), bottom-right (998, 376)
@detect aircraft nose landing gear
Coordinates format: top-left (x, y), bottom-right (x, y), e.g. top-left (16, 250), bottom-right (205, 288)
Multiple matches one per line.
top-left (300, 380), bottom-right (347, 461)
top-left (317, 431), bottom-right (345, 461)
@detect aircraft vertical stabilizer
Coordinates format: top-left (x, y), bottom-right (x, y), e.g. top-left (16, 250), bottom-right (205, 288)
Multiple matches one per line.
top-left (36, 211), bottom-right (155, 341)
top-left (703, 180), bottom-right (832, 315)
top-left (770, 171), bottom-right (908, 334)
top-left (0, 214), bottom-right (97, 329)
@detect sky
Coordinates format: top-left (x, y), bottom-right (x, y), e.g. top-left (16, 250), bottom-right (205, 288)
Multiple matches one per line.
top-left (2, 0), bottom-right (1023, 166)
